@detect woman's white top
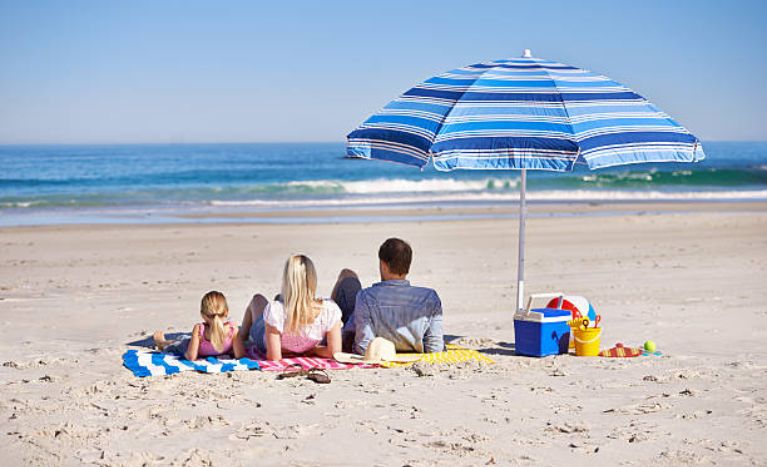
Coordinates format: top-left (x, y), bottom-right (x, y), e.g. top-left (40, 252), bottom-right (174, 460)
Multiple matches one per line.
top-left (263, 298), bottom-right (342, 354)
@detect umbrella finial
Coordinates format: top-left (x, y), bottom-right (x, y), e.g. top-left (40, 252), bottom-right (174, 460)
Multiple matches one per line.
top-left (522, 48), bottom-right (533, 58)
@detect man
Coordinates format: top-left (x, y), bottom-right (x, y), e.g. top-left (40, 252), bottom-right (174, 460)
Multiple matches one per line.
top-left (331, 238), bottom-right (444, 354)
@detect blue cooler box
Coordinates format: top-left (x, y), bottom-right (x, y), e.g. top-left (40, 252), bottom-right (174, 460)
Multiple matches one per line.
top-left (514, 307), bottom-right (571, 357)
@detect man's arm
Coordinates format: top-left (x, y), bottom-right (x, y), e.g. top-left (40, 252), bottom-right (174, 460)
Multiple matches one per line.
top-left (353, 291), bottom-right (375, 355)
top-left (423, 292), bottom-right (445, 353)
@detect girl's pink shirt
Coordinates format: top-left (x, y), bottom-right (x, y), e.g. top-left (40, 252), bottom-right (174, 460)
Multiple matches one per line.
top-left (197, 322), bottom-right (235, 356)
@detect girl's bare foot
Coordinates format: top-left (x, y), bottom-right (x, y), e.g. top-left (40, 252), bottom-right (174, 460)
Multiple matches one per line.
top-left (153, 330), bottom-right (169, 350)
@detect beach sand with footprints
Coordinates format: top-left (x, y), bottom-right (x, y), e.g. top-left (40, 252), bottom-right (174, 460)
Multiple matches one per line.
top-left (1, 204), bottom-right (766, 465)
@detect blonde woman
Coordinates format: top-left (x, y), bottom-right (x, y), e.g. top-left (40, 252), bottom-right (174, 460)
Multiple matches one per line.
top-left (154, 290), bottom-right (246, 360)
top-left (240, 255), bottom-right (342, 361)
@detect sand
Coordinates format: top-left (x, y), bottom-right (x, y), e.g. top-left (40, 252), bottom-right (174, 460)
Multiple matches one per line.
top-left (1, 204), bottom-right (766, 466)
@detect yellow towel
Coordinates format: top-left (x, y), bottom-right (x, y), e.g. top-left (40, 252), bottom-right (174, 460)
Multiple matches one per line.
top-left (381, 344), bottom-right (495, 368)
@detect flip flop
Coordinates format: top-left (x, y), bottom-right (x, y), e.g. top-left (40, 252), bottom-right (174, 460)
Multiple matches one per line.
top-left (276, 364), bottom-right (331, 384)
top-left (306, 370), bottom-right (331, 384)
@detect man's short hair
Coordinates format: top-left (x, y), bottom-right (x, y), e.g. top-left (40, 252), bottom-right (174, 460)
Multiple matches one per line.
top-left (378, 238), bottom-right (412, 275)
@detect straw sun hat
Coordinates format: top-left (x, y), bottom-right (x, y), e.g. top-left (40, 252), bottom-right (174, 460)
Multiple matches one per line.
top-left (334, 337), bottom-right (421, 365)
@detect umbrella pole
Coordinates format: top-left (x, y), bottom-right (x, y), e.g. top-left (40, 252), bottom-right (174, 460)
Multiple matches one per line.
top-left (516, 169), bottom-right (527, 314)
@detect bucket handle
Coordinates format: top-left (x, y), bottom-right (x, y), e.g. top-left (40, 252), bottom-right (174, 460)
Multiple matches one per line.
top-left (523, 292), bottom-right (564, 315)
top-left (574, 331), bottom-right (601, 344)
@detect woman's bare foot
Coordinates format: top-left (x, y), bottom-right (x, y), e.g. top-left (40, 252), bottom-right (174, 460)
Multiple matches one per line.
top-left (153, 330), bottom-right (169, 350)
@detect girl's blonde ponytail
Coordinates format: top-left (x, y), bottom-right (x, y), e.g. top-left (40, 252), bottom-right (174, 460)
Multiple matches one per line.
top-left (208, 313), bottom-right (227, 352)
top-left (200, 291), bottom-right (229, 352)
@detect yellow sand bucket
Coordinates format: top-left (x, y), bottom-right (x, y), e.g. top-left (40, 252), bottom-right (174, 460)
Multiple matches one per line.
top-left (573, 327), bottom-right (602, 357)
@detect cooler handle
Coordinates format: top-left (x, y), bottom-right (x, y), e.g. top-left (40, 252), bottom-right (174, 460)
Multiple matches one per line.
top-left (524, 293), bottom-right (564, 315)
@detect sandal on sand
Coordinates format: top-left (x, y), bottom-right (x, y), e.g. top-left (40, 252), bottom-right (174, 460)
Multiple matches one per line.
top-left (276, 364), bottom-right (331, 384)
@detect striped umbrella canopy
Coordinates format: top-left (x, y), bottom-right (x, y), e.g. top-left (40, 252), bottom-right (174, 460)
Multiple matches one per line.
top-left (346, 50), bottom-right (705, 313)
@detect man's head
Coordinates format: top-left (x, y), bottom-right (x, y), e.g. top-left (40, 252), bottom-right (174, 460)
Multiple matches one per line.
top-left (378, 237), bottom-right (412, 281)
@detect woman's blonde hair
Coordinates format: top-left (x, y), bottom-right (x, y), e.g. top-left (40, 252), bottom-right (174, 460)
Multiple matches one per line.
top-left (281, 254), bottom-right (320, 334)
top-left (200, 291), bottom-right (229, 352)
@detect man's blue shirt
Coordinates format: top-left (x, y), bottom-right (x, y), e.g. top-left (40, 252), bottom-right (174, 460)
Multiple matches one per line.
top-left (348, 279), bottom-right (444, 354)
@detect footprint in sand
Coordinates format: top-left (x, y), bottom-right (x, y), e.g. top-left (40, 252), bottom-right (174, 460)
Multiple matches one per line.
top-left (3, 358), bottom-right (52, 370)
top-left (545, 422), bottom-right (588, 434)
top-left (173, 449), bottom-right (213, 465)
top-left (737, 404), bottom-right (767, 427)
top-left (424, 439), bottom-right (481, 457)
top-left (272, 423), bottom-right (319, 440)
top-left (75, 449), bottom-right (107, 464)
top-left (230, 422), bottom-right (272, 441)
top-left (450, 336), bottom-right (497, 348)
top-left (355, 419), bottom-right (380, 435)
top-left (421, 429), bottom-right (491, 458)
top-left (658, 448), bottom-right (709, 464)
top-left (604, 402), bottom-right (671, 415)
top-left (676, 409), bottom-right (713, 420)
top-left (567, 441), bottom-right (600, 455)
top-left (183, 414), bottom-right (230, 430)
top-left (607, 421), bottom-right (658, 443)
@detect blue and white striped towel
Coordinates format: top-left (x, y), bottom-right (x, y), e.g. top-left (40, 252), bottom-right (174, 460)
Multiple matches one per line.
top-left (122, 349), bottom-right (260, 377)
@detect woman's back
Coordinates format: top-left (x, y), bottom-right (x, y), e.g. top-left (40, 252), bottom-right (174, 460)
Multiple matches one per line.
top-left (263, 299), bottom-right (341, 354)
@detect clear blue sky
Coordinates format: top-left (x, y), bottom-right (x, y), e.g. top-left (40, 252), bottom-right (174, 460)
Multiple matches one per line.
top-left (1, 0), bottom-right (765, 144)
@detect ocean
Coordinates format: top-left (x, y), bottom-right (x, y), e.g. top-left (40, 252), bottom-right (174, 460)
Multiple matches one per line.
top-left (1, 142), bottom-right (766, 226)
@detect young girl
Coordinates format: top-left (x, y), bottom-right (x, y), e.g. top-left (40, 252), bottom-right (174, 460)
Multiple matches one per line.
top-left (239, 255), bottom-right (342, 361)
top-left (154, 290), bottom-right (246, 360)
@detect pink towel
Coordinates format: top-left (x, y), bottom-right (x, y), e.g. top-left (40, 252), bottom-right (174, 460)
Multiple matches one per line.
top-left (246, 346), bottom-right (376, 371)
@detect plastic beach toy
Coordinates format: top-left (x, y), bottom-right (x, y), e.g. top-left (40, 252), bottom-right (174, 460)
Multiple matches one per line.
top-left (599, 343), bottom-right (643, 358)
top-left (546, 295), bottom-right (596, 321)
top-left (573, 327), bottom-right (602, 356)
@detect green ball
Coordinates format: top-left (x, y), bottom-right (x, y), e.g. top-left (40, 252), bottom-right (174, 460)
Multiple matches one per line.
top-left (644, 340), bottom-right (656, 352)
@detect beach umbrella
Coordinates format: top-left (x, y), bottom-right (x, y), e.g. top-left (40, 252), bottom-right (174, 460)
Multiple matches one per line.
top-left (346, 49), bottom-right (705, 313)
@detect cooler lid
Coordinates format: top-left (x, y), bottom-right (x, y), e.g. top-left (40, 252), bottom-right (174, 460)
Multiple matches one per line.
top-left (514, 307), bottom-right (571, 323)
top-left (534, 307), bottom-right (571, 318)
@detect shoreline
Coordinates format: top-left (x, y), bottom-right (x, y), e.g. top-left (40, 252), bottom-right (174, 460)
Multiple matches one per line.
top-left (2, 199), bottom-right (767, 229)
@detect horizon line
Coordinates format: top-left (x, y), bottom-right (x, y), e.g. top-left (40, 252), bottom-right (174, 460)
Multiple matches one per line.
top-left (1, 139), bottom-right (765, 147)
